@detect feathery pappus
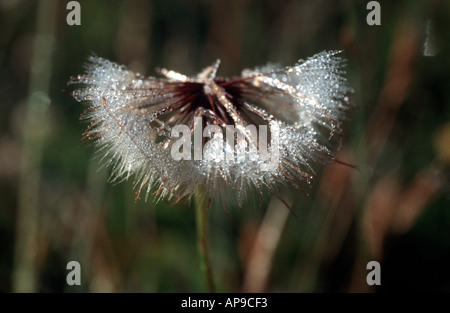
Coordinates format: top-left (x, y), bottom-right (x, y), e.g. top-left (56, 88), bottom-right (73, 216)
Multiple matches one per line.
top-left (68, 51), bottom-right (352, 207)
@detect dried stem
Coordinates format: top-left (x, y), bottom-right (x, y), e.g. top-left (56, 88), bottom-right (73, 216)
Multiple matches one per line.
top-left (242, 195), bottom-right (291, 292)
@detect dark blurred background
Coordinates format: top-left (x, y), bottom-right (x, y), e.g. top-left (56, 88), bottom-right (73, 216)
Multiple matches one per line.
top-left (0, 0), bottom-right (449, 292)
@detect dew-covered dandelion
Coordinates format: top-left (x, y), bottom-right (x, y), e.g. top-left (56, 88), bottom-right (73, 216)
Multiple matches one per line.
top-left (68, 51), bottom-right (351, 207)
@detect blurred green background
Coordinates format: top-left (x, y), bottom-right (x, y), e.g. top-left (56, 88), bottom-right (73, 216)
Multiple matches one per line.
top-left (0, 0), bottom-right (449, 292)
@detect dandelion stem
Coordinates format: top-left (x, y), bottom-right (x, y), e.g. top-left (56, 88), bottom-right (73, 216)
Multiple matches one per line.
top-left (194, 185), bottom-right (215, 292)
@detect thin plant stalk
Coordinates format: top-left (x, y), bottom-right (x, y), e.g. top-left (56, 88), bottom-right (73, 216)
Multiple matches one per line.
top-left (242, 195), bottom-right (291, 292)
top-left (194, 185), bottom-right (215, 293)
top-left (13, 0), bottom-right (57, 292)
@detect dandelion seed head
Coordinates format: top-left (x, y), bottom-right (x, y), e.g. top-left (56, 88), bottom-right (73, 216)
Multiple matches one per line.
top-left (69, 51), bottom-right (352, 204)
